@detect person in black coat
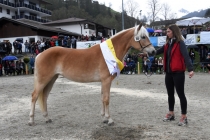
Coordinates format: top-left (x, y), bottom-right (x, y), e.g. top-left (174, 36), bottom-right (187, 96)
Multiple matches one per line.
top-left (205, 53), bottom-right (210, 73)
top-left (188, 48), bottom-right (195, 64)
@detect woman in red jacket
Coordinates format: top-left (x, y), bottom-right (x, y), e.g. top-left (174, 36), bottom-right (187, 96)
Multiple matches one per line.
top-left (156, 24), bottom-right (194, 126)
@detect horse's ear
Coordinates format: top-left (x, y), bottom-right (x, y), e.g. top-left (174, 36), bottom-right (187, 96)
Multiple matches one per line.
top-left (137, 23), bottom-right (143, 31)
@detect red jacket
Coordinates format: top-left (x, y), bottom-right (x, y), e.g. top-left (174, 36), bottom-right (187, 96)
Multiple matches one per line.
top-left (163, 42), bottom-right (186, 72)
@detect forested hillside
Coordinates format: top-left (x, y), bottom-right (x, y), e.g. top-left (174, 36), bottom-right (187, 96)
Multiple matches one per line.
top-left (44, 0), bottom-right (140, 31)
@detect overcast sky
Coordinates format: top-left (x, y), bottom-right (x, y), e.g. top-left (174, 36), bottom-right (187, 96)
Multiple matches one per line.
top-left (97, 0), bottom-right (210, 18)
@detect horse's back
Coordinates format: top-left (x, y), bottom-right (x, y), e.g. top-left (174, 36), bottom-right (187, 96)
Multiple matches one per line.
top-left (35, 46), bottom-right (109, 82)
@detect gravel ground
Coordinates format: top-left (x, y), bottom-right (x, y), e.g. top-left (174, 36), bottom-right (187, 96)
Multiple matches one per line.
top-left (0, 73), bottom-right (210, 140)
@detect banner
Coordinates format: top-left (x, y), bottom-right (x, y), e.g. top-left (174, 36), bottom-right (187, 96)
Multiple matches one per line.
top-left (77, 40), bottom-right (101, 49)
top-left (184, 34), bottom-right (201, 45)
top-left (76, 33), bottom-right (210, 49)
top-left (200, 32), bottom-right (210, 44)
top-left (157, 36), bottom-right (166, 47)
top-left (149, 37), bottom-right (158, 47)
top-left (149, 33), bottom-right (210, 47)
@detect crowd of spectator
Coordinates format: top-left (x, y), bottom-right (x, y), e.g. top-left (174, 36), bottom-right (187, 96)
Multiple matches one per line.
top-left (121, 53), bottom-right (138, 75)
top-left (0, 34), bottom-right (109, 77)
top-left (0, 54), bottom-right (35, 77)
top-left (142, 55), bottom-right (164, 75)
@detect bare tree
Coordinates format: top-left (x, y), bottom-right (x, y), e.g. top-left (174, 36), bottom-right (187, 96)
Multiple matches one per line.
top-left (169, 13), bottom-right (177, 19)
top-left (124, 0), bottom-right (140, 17)
top-left (147, 0), bottom-right (162, 22)
top-left (161, 3), bottom-right (170, 20)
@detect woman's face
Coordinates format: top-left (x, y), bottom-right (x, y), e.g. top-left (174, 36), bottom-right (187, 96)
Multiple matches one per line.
top-left (167, 28), bottom-right (173, 39)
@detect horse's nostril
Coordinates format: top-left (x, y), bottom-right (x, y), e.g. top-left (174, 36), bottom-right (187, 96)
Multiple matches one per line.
top-left (152, 50), bottom-right (156, 55)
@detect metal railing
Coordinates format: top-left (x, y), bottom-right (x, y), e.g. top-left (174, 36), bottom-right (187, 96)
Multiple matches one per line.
top-left (16, 2), bottom-right (52, 15)
top-left (0, 0), bottom-right (52, 15)
top-left (0, 0), bottom-right (15, 7)
top-left (12, 15), bottom-right (51, 23)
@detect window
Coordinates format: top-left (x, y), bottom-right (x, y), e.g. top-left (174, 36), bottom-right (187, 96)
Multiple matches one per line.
top-left (7, 9), bottom-right (10, 15)
top-left (30, 13), bottom-right (37, 17)
top-left (84, 23), bottom-right (95, 30)
top-left (0, 7), bottom-right (2, 13)
top-left (84, 23), bottom-right (88, 29)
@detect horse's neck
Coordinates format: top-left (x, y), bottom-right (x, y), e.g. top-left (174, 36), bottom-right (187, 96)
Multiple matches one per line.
top-left (111, 28), bottom-right (134, 61)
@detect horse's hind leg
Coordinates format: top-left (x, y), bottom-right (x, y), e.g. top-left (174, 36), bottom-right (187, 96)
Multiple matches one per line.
top-left (29, 84), bottom-right (44, 126)
top-left (28, 75), bottom-right (58, 126)
top-left (41, 75), bottom-right (58, 123)
top-left (101, 78), bottom-right (114, 126)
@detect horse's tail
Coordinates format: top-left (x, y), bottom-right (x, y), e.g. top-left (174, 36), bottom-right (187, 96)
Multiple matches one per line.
top-left (38, 90), bottom-right (45, 112)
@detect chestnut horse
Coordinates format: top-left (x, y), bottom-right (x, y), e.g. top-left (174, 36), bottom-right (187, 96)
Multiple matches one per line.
top-left (28, 23), bottom-right (156, 126)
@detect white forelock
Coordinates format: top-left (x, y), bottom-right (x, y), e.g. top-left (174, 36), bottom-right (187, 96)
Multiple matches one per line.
top-left (134, 25), bottom-right (149, 38)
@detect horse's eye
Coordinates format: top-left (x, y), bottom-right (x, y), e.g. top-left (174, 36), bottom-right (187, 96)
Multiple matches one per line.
top-left (141, 36), bottom-right (146, 39)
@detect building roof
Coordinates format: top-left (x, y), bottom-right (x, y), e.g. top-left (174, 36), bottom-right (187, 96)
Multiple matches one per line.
top-left (0, 17), bottom-right (80, 36)
top-left (43, 17), bottom-right (111, 29)
top-left (43, 17), bottom-right (87, 25)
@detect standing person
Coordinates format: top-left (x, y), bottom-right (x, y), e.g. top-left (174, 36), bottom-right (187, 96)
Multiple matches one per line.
top-left (205, 53), bottom-right (210, 73)
top-left (0, 55), bottom-right (2, 76)
top-left (199, 45), bottom-right (208, 70)
top-left (24, 40), bottom-right (30, 53)
top-left (91, 34), bottom-right (95, 41)
top-left (6, 41), bottom-right (12, 54)
top-left (181, 28), bottom-right (187, 39)
top-left (50, 39), bottom-right (55, 47)
top-left (9, 61), bottom-right (16, 76)
top-left (4, 60), bottom-right (10, 76)
top-left (188, 48), bottom-right (195, 64)
top-left (29, 55), bottom-right (35, 74)
top-left (0, 63), bottom-right (2, 76)
top-left (67, 37), bottom-right (71, 48)
top-left (19, 59), bottom-right (25, 75)
top-left (155, 24), bottom-right (194, 126)
top-left (71, 36), bottom-right (77, 49)
top-left (17, 42), bottom-right (22, 54)
top-left (158, 57), bottom-right (164, 74)
top-left (44, 39), bottom-right (51, 50)
top-left (142, 56), bottom-right (149, 74)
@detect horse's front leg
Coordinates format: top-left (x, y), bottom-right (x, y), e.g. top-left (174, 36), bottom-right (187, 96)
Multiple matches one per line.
top-left (101, 79), bottom-right (114, 126)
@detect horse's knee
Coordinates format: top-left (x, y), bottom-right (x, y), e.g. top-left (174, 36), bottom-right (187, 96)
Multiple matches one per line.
top-left (31, 91), bottom-right (38, 102)
top-left (103, 96), bottom-right (109, 105)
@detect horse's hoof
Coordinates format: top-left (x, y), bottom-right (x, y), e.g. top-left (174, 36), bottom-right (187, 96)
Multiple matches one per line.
top-left (103, 120), bottom-right (108, 124)
top-left (28, 122), bottom-right (35, 126)
top-left (46, 119), bottom-right (52, 123)
top-left (108, 121), bottom-right (114, 126)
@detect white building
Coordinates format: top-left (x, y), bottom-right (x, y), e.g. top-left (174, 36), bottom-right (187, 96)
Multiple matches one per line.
top-left (0, 0), bottom-right (52, 23)
top-left (43, 17), bottom-right (115, 38)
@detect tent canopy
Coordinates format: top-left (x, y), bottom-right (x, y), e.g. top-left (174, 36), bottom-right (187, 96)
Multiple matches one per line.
top-left (176, 17), bottom-right (210, 26)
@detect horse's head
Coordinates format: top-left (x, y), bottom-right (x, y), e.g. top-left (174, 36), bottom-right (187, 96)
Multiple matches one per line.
top-left (131, 23), bottom-right (156, 56)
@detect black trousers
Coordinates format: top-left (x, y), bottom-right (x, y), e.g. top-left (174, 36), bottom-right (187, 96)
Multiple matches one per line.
top-left (165, 72), bottom-right (187, 114)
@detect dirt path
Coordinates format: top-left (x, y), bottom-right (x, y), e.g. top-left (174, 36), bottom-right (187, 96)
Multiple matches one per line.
top-left (0, 74), bottom-right (210, 140)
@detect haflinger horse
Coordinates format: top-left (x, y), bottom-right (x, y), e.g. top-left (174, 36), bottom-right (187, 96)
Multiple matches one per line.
top-left (28, 23), bottom-right (156, 126)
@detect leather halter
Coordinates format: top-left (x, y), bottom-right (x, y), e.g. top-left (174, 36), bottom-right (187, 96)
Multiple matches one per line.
top-left (138, 39), bottom-right (152, 53)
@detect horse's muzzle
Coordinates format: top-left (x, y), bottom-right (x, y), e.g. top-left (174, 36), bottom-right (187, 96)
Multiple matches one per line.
top-left (149, 50), bottom-right (156, 56)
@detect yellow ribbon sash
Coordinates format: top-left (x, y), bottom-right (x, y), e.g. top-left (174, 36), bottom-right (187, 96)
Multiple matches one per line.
top-left (106, 39), bottom-right (124, 71)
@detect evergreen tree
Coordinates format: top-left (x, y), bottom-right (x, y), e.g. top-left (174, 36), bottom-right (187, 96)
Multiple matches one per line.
top-left (44, 0), bottom-right (138, 32)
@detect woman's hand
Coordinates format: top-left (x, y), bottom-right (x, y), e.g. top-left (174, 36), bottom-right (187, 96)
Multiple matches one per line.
top-left (189, 71), bottom-right (194, 78)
